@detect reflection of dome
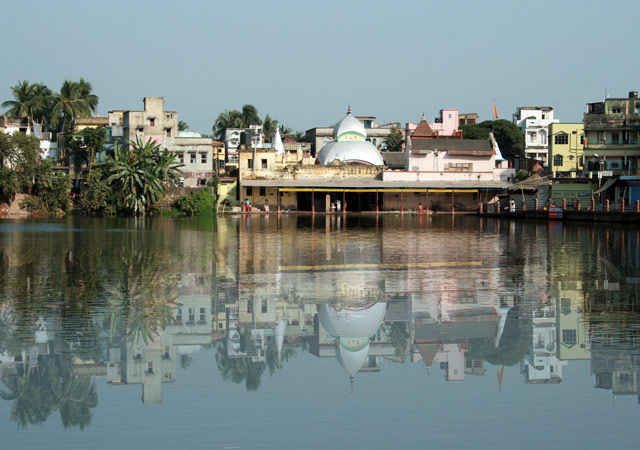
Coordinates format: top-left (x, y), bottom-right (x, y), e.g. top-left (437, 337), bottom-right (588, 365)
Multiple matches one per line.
top-left (337, 338), bottom-right (370, 376)
top-left (316, 107), bottom-right (384, 166)
top-left (319, 303), bottom-right (387, 338)
top-left (319, 302), bottom-right (387, 376)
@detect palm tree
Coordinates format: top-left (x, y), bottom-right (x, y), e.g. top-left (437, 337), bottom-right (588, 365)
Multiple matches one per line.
top-left (2, 81), bottom-right (55, 129)
top-left (262, 114), bottom-right (278, 141)
top-left (2, 80), bottom-right (37, 118)
top-left (241, 104), bottom-right (261, 126)
top-left (51, 79), bottom-right (96, 133)
top-left (213, 109), bottom-right (243, 141)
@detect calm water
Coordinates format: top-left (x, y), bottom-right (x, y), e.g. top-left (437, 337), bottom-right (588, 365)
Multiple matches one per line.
top-left (0, 214), bottom-right (638, 449)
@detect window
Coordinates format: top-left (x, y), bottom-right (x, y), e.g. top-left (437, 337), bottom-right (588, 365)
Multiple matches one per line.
top-left (247, 159), bottom-right (253, 169)
top-left (246, 187), bottom-right (253, 196)
top-left (448, 114), bottom-right (452, 119)
top-left (259, 187), bottom-right (266, 196)
top-left (611, 132), bottom-right (620, 144)
top-left (261, 300), bottom-right (267, 313)
top-left (261, 158), bottom-right (267, 169)
top-left (199, 308), bottom-right (206, 322)
top-left (247, 301), bottom-right (253, 313)
top-left (580, 134), bottom-right (585, 145)
top-left (166, 128), bottom-right (172, 137)
top-left (553, 155), bottom-right (563, 166)
top-left (188, 308), bottom-right (195, 323)
top-left (542, 114), bottom-right (546, 119)
top-left (372, 138), bottom-right (377, 146)
top-left (554, 133), bottom-right (568, 145)
top-left (178, 153), bottom-right (184, 164)
top-left (597, 131), bottom-right (604, 144)
top-left (176, 308), bottom-right (182, 322)
top-left (561, 299), bottom-right (571, 315)
top-left (631, 131), bottom-right (638, 144)
top-left (201, 153), bottom-right (207, 164)
top-left (147, 362), bottom-right (154, 374)
top-left (149, 118), bottom-right (155, 126)
top-left (190, 153), bottom-right (196, 164)
top-left (611, 107), bottom-right (621, 114)
top-left (529, 132), bottom-right (537, 143)
top-left (562, 329), bottom-right (577, 345)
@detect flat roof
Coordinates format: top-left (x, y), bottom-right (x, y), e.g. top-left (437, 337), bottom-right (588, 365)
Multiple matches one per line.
top-left (241, 177), bottom-right (510, 190)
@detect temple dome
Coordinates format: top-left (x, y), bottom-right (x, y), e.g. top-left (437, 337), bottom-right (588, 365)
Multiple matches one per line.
top-left (317, 108), bottom-right (384, 166)
top-left (333, 114), bottom-right (367, 141)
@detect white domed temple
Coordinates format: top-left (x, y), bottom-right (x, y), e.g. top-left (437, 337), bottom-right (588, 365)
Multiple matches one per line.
top-left (316, 106), bottom-right (385, 166)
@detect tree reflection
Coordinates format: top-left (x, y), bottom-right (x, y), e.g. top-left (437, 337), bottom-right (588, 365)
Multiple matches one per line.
top-left (215, 344), bottom-right (267, 391)
top-left (0, 353), bottom-right (97, 430)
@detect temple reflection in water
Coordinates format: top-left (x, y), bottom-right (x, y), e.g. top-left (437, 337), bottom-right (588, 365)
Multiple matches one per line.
top-left (1, 215), bottom-right (640, 432)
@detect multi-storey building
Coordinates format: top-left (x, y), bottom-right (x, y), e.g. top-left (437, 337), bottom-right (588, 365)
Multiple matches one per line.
top-left (583, 91), bottom-right (640, 204)
top-left (548, 123), bottom-right (585, 176)
top-left (513, 106), bottom-right (559, 165)
top-left (117, 97), bottom-right (214, 186)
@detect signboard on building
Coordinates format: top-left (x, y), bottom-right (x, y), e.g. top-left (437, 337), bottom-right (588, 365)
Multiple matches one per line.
top-left (548, 206), bottom-right (563, 219)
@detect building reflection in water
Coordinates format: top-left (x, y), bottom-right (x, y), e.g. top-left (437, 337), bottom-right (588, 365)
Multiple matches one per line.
top-left (2, 216), bottom-right (640, 431)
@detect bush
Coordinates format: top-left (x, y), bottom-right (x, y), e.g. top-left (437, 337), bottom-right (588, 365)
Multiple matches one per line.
top-left (0, 168), bottom-right (18, 205)
top-left (174, 189), bottom-right (215, 215)
top-left (516, 170), bottom-right (529, 182)
top-left (20, 196), bottom-right (44, 212)
top-left (80, 169), bottom-right (113, 215)
top-left (35, 160), bottom-right (72, 213)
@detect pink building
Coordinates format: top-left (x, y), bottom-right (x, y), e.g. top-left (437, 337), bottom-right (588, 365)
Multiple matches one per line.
top-left (405, 109), bottom-right (461, 139)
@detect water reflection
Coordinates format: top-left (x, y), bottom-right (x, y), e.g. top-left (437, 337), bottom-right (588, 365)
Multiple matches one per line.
top-left (1, 215), bottom-right (639, 434)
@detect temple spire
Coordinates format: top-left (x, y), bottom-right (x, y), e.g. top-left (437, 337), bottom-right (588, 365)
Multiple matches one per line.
top-left (347, 103), bottom-right (352, 115)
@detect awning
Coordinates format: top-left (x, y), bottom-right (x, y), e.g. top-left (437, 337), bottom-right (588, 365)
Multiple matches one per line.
top-left (278, 188), bottom-right (478, 193)
top-left (593, 177), bottom-right (617, 194)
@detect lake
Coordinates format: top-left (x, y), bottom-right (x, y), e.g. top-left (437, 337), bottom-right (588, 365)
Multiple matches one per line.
top-left (0, 214), bottom-right (638, 449)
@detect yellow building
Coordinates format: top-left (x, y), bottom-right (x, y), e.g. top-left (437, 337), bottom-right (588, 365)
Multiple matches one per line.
top-left (549, 123), bottom-right (584, 176)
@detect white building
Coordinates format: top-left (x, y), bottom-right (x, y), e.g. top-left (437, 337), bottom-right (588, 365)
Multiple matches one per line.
top-left (513, 106), bottom-right (559, 166)
top-left (225, 124), bottom-right (264, 166)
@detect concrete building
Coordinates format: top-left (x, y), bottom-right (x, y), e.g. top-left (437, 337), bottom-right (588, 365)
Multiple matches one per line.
top-left (548, 123), bottom-right (585, 176)
top-left (513, 106), bottom-right (559, 165)
top-left (405, 109), bottom-right (463, 139)
top-left (117, 97), bottom-right (215, 186)
top-left (225, 124), bottom-right (264, 167)
top-left (583, 91), bottom-right (640, 203)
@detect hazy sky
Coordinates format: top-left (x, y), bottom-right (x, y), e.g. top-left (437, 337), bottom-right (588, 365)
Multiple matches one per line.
top-left (1, 0), bottom-right (639, 134)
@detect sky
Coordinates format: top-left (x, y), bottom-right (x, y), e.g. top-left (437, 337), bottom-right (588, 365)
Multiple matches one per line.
top-left (1, 0), bottom-right (639, 135)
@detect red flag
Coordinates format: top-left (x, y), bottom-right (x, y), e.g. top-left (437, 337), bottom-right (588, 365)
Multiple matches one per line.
top-left (493, 99), bottom-right (499, 120)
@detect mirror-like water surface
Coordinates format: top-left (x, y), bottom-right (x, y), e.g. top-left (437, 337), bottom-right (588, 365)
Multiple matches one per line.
top-left (0, 215), bottom-right (638, 449)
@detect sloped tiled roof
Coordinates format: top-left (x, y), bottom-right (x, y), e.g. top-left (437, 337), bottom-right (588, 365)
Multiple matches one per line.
top-left (411, 116), bottom-right (435, 137)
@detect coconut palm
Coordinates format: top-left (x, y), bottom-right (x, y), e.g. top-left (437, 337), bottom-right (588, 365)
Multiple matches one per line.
top-left (2, 81), bottom-right (55, 128)
top-left (51, 79), bottom-right (96, 133)
top-left (213, 109), bottom-right (243, 141)
top-left (241, 104), bottom-right (261, 126)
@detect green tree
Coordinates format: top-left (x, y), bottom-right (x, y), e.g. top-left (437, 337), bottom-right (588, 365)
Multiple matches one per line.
top-left (241, 104), bottom-right (261, 126)
top-left (384, 125), bottom-right (404, 151)
top-left (102, 138), bottom-right (183, 215)
top-left (7, 132), bottom-right (40, 194)
top-left (2, 81), bottom-right (55, 128)
top-left (213, 109), bottom-right (243, 141)
top-left (462, 120), bottom-right (524, 160)
top-left (34, 159), bottom-right (72, 213)
top-left (51, 79), bottom-right (98, 133)
top-left (79, 168), bottom-right (112, 215)
top-left (67, 127), bottom-right (107, 176)
top-left (178, 120), bottom-right (189, 131)
top-left (460, 124), bottom-right (490, 140)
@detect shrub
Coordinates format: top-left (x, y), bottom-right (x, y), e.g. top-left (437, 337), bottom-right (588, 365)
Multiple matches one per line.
top-left (20, 196), bottom-right (44, 212)
top-left (174, 189), bottom-right (215, 215)
top-left (80, 169), bottom-right (113, 215)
